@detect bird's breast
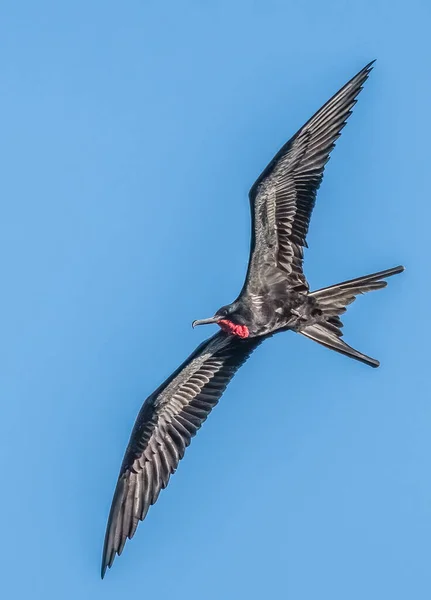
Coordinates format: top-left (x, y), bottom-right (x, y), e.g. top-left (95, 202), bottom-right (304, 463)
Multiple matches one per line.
top-left (245, 291), bottom-right (313, 336)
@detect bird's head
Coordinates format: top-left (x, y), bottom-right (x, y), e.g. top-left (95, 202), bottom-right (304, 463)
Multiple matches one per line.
top-left (192, 304), bottom-right (250, 338)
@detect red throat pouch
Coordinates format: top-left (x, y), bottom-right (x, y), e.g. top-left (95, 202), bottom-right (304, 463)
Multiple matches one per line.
top-left (218, 320), bottom-right (250, 338)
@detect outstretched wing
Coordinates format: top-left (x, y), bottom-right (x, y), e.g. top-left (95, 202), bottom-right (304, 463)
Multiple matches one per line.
top-left (243, 61), bottom-right (374, 295)
top-left (101, 332), bottom-right (262, 577)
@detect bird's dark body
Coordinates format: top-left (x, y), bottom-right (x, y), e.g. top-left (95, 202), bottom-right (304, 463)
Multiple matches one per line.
top-left (229, 289), bottom-right (320, 337)
top-left (101, 61), bottom-right (404, 577)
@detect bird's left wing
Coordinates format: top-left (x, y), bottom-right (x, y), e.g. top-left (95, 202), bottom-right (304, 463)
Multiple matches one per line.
top-left (101, 332), bottom-right (262, 577)
top-left (243, 61), bottom-right (374, 294)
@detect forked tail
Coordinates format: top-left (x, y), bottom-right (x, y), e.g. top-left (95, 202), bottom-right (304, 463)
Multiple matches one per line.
top-left (300, 265), bottom-right (404, 368)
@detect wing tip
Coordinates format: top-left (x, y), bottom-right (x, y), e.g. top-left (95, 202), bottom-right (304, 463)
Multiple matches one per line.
top-left (101, 540), bottom-right (115, 579)
top-left (360, 59), bottom-right (376, 77)
top-left (347, 59), bottom-right (376, 92)
top-left (352, 59), bottom-right (376, 88)
top-left (100, 551), bottom-right (110, 579)
top-left (100, 474), bottom-right (128, 579)
top-left (101, 542), bottom-right (119, 579)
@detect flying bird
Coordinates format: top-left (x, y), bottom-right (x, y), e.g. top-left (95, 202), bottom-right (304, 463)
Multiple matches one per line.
top-left (101, 61), bottom-right (403, 577)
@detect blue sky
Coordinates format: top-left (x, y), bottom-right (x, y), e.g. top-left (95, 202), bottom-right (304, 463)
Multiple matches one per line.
top-left (1, 1), bottom-right (430, 598)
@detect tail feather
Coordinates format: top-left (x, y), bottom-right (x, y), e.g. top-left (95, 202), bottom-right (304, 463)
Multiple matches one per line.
top-left (301, 323), bottom-right (380, 368)
top-left (301, 265), bottom-right (404, 367)
top-left (309, 265), bottom-right (404, 316)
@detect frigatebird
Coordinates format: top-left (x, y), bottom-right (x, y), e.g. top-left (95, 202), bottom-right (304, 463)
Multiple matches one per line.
top-left (101, 61), bottom-right (403, 577)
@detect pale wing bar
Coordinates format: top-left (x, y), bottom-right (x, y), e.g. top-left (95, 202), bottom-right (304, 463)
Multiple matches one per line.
top-left (101, 332), bottom-right (262, 577)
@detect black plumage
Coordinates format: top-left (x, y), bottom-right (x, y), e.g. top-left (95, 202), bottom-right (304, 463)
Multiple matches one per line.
top-left (101, 61), bottom-right (403, 577)
top-left (102, 333), bottom-right (262, 574)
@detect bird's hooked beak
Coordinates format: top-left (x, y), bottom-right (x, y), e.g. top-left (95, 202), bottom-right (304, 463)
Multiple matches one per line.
top-left (192, 316), bottom-right (221, 328)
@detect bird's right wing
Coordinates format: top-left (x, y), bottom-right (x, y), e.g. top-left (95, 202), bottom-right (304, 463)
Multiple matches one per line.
top-left (242, 62), bottom-right (374, 295)
top-left (101, 331), bottom-right (262, 577)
